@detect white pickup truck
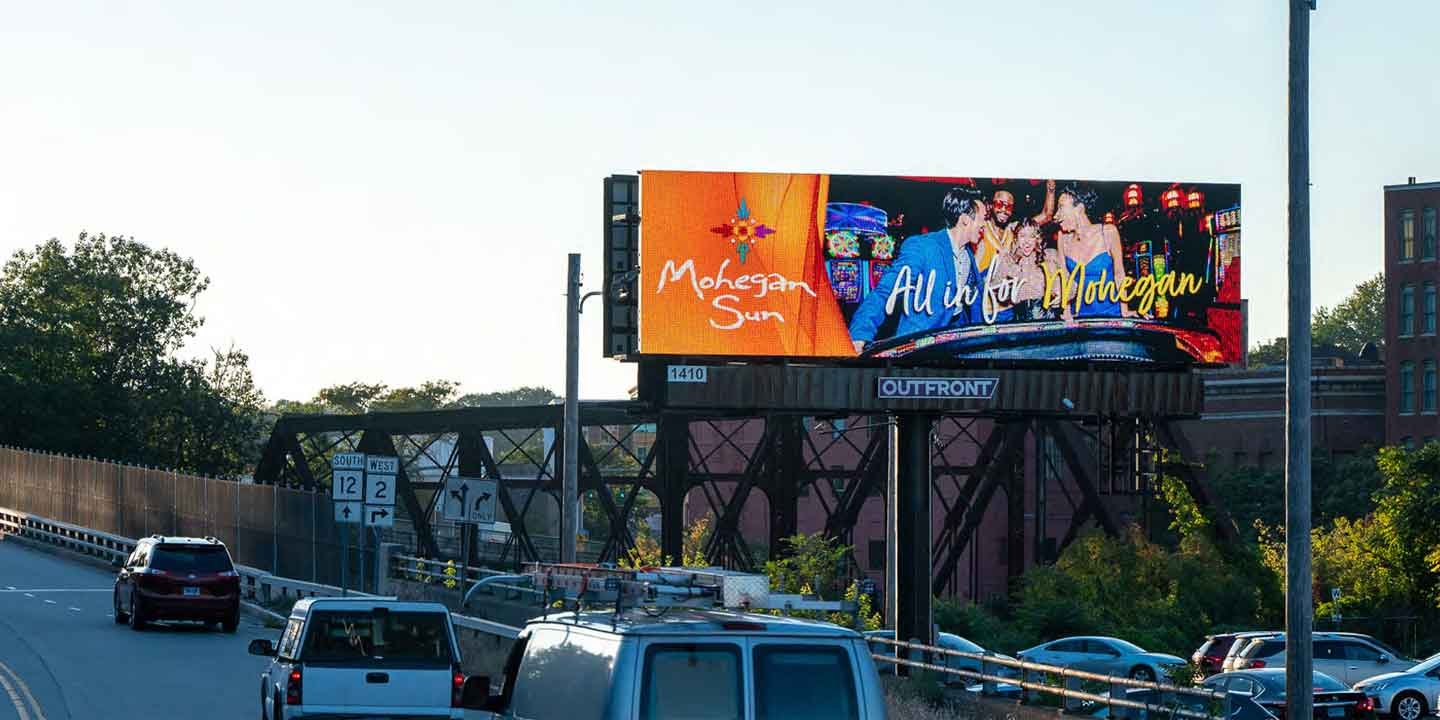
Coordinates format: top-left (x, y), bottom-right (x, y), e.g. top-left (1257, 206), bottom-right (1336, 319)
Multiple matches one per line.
top-left (248, 597), bottom-right (489, 719)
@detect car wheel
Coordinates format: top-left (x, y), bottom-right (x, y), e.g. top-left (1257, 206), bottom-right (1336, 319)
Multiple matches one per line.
top-left (1129, 665), bottom-right (1156, 683)
top-left (113, 590), bottom-right (129, 624)
top-left (128, 596), bottom-right (147, 631)
top-left (1394, 692), bottom-right (1427, 720)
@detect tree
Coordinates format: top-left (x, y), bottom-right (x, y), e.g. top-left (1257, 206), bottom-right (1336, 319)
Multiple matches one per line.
top-left (0, 233), bottom-right (264, 476)
top-left (1313, 273), bottom-right (1385, 355)
top-left (1248, 273), bottom-right (1383, 367)
top-left (453, 386), bottom-right (559, 407)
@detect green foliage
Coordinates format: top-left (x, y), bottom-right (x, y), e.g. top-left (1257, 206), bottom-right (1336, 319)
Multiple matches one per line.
top-left (1212, 448), bottom-right (1383, 536)
top-left (1249, 273), bottom-right (1383, 366)
top-left (763, 533), bottom-right (882, 631)
top-left (620, 516), bottom-right (710, 569)
top-left (0, 233), bottom-right (264, 476)
top-left (453, 386), bottom-right (559, 408)
top-left (1313, 273), bottom-right (1385, 356)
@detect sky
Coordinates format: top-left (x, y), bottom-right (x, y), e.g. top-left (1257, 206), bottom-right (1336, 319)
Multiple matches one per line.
top-left (1, 1), bottom-right (1437, 403)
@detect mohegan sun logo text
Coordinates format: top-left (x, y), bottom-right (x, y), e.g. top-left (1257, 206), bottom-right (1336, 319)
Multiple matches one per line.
top-left (710, 198), bottom-right (773, 264)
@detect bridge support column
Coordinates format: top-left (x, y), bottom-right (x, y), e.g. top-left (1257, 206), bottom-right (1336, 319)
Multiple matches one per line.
top-left (657, 416), bottom-right (690, 563)
top-left (893, 413), bottom-right (933, 669)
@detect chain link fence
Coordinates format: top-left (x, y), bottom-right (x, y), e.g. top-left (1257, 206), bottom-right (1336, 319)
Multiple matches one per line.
top-left (0, 446), bottom-right (378, 592)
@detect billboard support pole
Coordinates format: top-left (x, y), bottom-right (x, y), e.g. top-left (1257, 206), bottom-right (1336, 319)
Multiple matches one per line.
top-left (894, 413), bottom-right (934, 672)
top-left (562, 253), bottom-right (582, 563)
top-left (1286, 3), bottom-right (1315, 720)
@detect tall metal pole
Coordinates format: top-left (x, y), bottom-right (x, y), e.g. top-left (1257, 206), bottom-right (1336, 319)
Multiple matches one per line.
top-left (1286, 2), bottom-right (1315, 719)
top-left (562, 253), bottom-right (582, 563)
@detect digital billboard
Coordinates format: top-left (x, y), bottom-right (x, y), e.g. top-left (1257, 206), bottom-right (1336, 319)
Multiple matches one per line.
top-left (637, 171), bottom-right (1241, 365)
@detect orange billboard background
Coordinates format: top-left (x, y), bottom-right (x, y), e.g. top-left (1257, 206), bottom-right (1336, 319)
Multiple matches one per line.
top-left (640, 171), bottom-right (857, 357)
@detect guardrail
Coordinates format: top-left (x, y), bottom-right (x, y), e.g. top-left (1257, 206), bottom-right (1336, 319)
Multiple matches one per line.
top-left (867, 636), bottom-right (1227, 720)
top-left (391, 553), bottom-right (548, 603)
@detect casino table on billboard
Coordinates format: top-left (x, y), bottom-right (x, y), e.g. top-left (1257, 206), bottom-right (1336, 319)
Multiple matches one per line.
top-left (638, 170), bottom-right (1241, 365)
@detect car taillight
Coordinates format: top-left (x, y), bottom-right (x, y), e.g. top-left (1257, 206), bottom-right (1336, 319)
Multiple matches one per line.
top-left (286, 668), bottom-right (302, 705)
top-left (451, 669), bottom-right (465, 708)
top-left (1357, 697), bottom-right (1375, 712)
top-left (1249, 660), bottom-right (1267, 669)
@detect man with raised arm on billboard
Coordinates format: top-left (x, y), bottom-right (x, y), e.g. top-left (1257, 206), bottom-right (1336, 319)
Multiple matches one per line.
top-left (848, 186), bottom-right (987, 354)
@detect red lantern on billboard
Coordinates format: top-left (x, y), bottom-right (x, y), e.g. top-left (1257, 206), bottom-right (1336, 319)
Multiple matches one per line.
top-left (1161, 186), bottom-right (1183, 210)
top-left (1186, 189), bottom-right (1205, 210)
top-left (1124, 183), bottom-right (1143, 208)
top-left (1104, 211), bottom-right (1116, 224)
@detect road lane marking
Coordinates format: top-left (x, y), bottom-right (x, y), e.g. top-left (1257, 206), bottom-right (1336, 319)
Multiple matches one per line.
top-left (0, 661), bottom-right (46, 720)
top-left (22, 594), bottom-right (32, 598)
top-left (67, 608), bottom-right (80, 612)
top-left (3, 586), bottom-right (13, 590)
top-left (0, 670), bottom-right (30, 720)
top-left (0, 589), bottom-right (109, 593)
top-left (42, 600), bottom-right (55, 605)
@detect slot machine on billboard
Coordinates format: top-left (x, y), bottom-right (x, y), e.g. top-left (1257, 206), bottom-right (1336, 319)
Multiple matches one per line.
top-left (824, 202), bottom-right (891, 317)
top-left (1211, 206), bottom-right (1241, 297)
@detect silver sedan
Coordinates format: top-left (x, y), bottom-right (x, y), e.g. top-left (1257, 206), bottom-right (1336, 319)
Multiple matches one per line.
top-left (1353, 653), bottom-right (1440, 720)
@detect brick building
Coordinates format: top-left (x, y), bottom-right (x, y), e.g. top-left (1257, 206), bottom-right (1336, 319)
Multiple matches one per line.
top-left (1385, 178), bottom-right (1440, 446)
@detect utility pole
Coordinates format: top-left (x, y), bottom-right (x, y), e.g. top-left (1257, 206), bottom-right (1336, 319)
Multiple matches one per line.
top-left (1286, 3), bottom-right (1315, 720)
top-left (563, 253), bottom-right (581, 563)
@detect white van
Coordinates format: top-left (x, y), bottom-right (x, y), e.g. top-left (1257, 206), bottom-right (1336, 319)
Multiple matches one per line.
top-left (249, 598), bottom-right (487, 719)
top-left (466, 607), bottom-right (887, 719)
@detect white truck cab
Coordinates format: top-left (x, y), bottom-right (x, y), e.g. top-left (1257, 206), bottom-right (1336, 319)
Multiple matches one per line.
top-left (249, 597), bottom-right (484, 719)
top-left (469, 607), bottom-right (886, 720)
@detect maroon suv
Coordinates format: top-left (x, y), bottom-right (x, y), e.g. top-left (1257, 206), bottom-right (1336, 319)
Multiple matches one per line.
top-left (112, 536), bottom-right (241, 633)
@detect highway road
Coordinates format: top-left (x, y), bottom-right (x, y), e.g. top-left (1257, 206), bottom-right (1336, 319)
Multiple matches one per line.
top-left (0, 538), bottom-right (274, 720)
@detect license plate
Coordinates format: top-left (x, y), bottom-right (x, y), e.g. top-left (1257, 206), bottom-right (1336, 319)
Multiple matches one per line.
top-left (183, 587), bottom-right (200, 597)
top-left (1327, 707), bottom-right (1345, 718)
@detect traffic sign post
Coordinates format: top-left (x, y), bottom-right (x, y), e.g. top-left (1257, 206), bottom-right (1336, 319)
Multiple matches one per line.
top-left (330, 453), bottom-right (367, 595)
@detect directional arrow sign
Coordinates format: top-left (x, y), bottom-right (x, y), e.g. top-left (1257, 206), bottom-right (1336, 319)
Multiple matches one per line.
top-left (467, 479), bottom-right (497, 524)
top-left (365, 505), bottom-right (394, 528)
top-left (440, 476), bottom-right (468, 522)
top-left (334, 501), bottom-right (361, 524)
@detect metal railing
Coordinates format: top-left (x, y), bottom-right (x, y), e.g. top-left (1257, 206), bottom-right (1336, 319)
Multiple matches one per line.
top-left (867, 636), bottom-right (1227, 720)
top-left (390, 553), bottom-right (547, 602)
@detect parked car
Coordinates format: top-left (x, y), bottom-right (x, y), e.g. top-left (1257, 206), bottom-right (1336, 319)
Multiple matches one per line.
top-left (1018, 636), bottom-right (1186, 682)
top-left (864, 630), bottom-right (1019, 689)
top-left (466, 607), bottom-right (886, 719)
top-left (1235, 632), bottom-right (1414, 685)
top-left (112, 534), bottom-right (240, 632)
top-left (1224, 632), bottom-right (1283, 673)
top-left (1200, 669), bottom-right (1372, 720)
top-left (1352, 651), bottom-right (1440, 720)
top-left (1196, 632), bottom-right (1279, 677)
top-left (248, 597), bottom-right (485, 719)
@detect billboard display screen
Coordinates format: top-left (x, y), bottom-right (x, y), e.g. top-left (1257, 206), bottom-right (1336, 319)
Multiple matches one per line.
top-left (638, 171), bottom-right (1241, 365)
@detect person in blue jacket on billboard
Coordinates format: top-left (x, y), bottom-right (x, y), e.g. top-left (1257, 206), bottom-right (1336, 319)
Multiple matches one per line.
top-left (849, 185), bottom-right (987, 353)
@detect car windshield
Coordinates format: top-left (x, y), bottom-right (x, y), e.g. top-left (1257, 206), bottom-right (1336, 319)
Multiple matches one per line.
top-left (149, 546), bottom-right (233, 574)
top-left (1406, 652), bottom-right (1440, 673)
top-left (1107, 639), bottom-right (1145, 655)
top-left (1256, 672), bottom-right (1345, 696)
top-left (945, 635), bottom-right (984, 654)
top-left (300, 610), bottom-right (453, 665)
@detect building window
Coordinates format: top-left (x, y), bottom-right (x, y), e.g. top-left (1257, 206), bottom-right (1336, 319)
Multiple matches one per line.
top-left (1425, 361), bottom-right (1437, 414)
top-left (1401, 210), bottom-right (1416, 261)
top-left (867, 540), bottom-right (884, 571)
top-left (1426, 283), bottom-right (1437, 335)
top-left (1425, 208), bottom-right (1438, 261)
top-left (1401, 285), bottom-right (1415, 337)
top-left (1401, 361), bottom-right (1416, 414)
top-left (1402, 436), bottom-right (1416, 451)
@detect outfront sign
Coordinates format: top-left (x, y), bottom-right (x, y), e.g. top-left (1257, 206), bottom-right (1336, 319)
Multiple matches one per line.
top-left (877, 376), bottom-right (999, 400)
top-left (634, 170), bottom-right (1241, 365)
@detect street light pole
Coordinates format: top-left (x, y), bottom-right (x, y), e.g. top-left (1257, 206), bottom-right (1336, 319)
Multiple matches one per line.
top-left (1286, 2), bottom-right (1315, 720)
top-left (563, 253), bottom-right (581, 563)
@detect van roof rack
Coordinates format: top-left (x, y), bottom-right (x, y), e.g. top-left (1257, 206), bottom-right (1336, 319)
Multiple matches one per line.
top-left (520, 562), bottom-right (859, 625)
